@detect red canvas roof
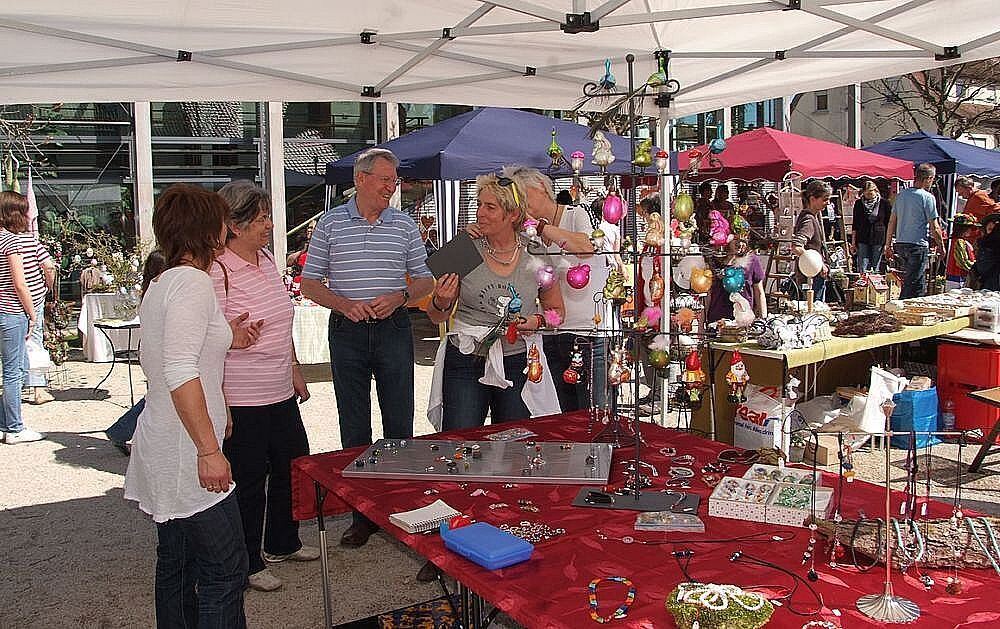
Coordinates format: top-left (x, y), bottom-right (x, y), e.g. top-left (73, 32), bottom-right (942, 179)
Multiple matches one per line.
top-left (675, 127), bottom-right (914, 181)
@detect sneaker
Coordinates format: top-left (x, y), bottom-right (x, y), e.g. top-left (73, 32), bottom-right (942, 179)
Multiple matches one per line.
top-left (263, 545), bottom-right (321, 563)
top-left (4, 429), bottom-right (44, 444)
top-left (247, 569), bottom-right (283, 592)
top-left (30, 388), bottom-right (55, 405)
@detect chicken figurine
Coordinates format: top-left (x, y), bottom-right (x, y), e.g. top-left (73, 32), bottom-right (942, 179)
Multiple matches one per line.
top-left (725, 350), bottom-right (750, 403)
top-left (708, 210), bottom-right (732, 247)
top-left (607, 346), bottom-right (632, 386)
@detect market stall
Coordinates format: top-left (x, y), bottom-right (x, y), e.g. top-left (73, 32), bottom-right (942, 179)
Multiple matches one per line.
top-left (672, 128), bottom-right (915, 182)
top-left (292, 413), bottom-right (1000, 629)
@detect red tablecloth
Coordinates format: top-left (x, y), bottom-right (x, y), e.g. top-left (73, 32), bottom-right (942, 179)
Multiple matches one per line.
top-left (291, 412), bottom-right (1000, 628)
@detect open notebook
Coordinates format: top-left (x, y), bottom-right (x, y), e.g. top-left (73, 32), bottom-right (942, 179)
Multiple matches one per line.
top-left (389, 499), bottom-right (461, 534)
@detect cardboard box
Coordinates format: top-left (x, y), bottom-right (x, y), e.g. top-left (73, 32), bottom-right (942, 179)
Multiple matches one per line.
top-left (708, 477), bottom-right (773, 523)
top-left (804, 434), bottom-right (840, 466)
top-left (743, 463), bottom-right (819, 486)
top-left (766, 483), bottom-right (834, 528)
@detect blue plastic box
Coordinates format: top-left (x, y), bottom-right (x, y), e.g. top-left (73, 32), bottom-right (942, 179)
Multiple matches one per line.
top-left (890, 387), bottom-right (941, 449)
top-left (439, 522), bottom-right (534, 570)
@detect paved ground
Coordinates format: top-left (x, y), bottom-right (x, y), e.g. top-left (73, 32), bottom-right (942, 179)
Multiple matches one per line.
top-left (2, 312), bottom-right (999, 627)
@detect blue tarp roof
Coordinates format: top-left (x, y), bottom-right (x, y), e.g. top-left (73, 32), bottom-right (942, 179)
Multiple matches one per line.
top-left (863, 131), bottom-right (1000, 177)
top-left (325, 107), bottom-right (637, 185)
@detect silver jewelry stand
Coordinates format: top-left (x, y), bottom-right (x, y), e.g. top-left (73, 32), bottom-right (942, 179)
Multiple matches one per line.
top-left (856, 399), bottom-right (920, 623)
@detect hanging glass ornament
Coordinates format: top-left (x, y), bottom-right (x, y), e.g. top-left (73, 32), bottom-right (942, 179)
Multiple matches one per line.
top-left (682, 350), bottom-right (706, 409)
top-left (633, 138), bottom-right (652, 168)
top-left (536, 265), bottom-right (556, 291)
top-left (547, 128), bottom-right (564, 169)
top-left (673, 193), bottom-right (694, 222)
top-left (602, 191), bottom-right (625, 224)
top-left (603, 268), bottom-right (627, 302)
top-left (525, 343), bottom-right (544, 383)
top-left (567, 264), bottom-right (592, 289)
top-left (721, 266), bottom-right (746, 294)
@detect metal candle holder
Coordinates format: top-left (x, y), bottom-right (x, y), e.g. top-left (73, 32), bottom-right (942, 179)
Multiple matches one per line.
top-left (856, 398), bottom-right (920, 623)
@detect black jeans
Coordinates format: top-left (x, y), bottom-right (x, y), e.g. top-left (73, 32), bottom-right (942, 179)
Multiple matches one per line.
top-left (224, 396), bottom-right (310, 575)
top-left (155, 493), bottom-right (248, 629)
top-left (441, 342), bottom-right (530, 431)
top-left (895, 243), bottom-right (929, 299)
top-left (542, 333), bottom-right (607, 411)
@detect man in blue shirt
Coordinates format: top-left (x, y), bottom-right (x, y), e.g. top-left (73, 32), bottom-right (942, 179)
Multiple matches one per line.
top-left (884, 163), bottom-right (946, 299)
top-left (301, 148), bottom-right (433, 547)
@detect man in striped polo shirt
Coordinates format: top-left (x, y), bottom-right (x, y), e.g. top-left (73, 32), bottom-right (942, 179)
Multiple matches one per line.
top-left (301, 148), bottom-right (433, 547)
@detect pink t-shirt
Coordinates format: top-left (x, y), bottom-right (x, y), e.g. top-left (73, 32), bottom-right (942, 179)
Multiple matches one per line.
top-left (210, 248), bottom-right (295, 406)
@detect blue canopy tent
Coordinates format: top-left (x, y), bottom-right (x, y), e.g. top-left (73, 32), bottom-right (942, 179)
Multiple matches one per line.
top-left (325, 108), bottom-right (638, 242)
top-left (325, 107), bottom-right (635, 184)
top-left (863, 131), bottom-right (1000, 177)
top-left (864, 131), bottom-right (1000, 217)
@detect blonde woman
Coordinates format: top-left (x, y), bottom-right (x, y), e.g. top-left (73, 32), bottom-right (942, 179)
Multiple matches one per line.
top-left (428, 171), bottom-right (565, 430)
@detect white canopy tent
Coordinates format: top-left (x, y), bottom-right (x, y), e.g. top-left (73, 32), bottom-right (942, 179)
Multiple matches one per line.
top-left (6, 0), bottom-right (995, 263)
top-left (1, 0), bottom-right (998, 116)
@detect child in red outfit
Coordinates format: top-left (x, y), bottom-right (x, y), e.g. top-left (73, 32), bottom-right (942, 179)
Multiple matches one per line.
top-left (946, 214), bottom-right (979, 290)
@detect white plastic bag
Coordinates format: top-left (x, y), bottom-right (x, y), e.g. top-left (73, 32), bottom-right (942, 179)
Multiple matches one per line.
top-left (860, 367), bottom-right (908, 433)
top-left (25, 339), bottom-right (51, 373)
top-left (734, 384), bottom-right (794, 451)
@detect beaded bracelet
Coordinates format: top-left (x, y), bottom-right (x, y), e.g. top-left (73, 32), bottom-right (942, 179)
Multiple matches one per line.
top-left (587, 576), bottom-right (636, 623)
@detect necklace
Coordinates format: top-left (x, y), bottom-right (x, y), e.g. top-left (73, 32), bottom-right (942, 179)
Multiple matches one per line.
top-left (890, 518), bottom-right (926, 571)
top-left (484, 238), bottom-right (523, 265)
top-left (966, 517), bottom-right (1000, 576)
top-left (587, 576), bottom-right (636, 623)
top-left (850, 518), bottom-right (883, 572)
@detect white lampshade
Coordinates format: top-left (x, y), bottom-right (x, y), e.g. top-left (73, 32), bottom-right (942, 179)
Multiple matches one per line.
top-left (798, 250), bottom-right (824, 278)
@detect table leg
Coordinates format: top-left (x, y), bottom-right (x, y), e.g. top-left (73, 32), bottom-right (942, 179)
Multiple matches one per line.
top-left (969, 421), bottom-right (1000, 473)
top-left (93, 327), bottom-right (117, 393)
top-left (314, 482), bottom-right (333, 629)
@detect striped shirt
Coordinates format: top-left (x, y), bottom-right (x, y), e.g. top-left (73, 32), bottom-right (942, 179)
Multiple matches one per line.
top-left (0, 230), bottom-right (51, 314)
top-left (209, 248), bottom-right (295, 406)
top-left (301, 197), bottom-right (431, 301)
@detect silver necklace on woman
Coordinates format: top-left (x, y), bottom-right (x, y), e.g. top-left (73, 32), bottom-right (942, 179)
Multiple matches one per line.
top-left (484, 238), bottom-right (523, 265)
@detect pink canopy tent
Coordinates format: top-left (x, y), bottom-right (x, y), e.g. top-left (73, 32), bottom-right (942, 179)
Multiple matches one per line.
top-left (674, 127), bottom-right (914, 181)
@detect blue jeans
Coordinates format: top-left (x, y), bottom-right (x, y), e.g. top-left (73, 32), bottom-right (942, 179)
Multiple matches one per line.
top-left (442, 342), bottom-right (530, 431)
top-left (106, 398), bottom-right (146, 444)
top-left (0, 311), bottom-right (29, 433)
top-left (328, 308), bottom-right (414, 449)
top-left (856, 242), bottom-right (883, 274)
top-left (543, 333), bottom-right (607, 411)
top-left (24, 298), bottom-right (46, 388)
top-left (155, 493), bottom-right (248, 629)
top-left (895, 243), bottom-right (928, 299)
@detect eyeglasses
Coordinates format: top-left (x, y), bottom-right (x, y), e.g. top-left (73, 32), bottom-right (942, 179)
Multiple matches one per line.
top-left (363, 172), bottom-right (402, 186)
top-left (497, 175), bottom-right (522, 207)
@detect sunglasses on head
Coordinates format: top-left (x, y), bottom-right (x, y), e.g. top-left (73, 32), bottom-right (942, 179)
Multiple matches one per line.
top-left (497, 175), bottom-right (522, 207)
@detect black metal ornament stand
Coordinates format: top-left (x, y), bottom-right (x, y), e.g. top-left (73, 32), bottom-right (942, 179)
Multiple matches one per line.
top-left (577, 52), bottom-right (680, 511)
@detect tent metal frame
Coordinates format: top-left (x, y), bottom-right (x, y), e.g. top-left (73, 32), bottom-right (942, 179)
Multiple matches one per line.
top-left (0, 0), bottom-right (982, 112)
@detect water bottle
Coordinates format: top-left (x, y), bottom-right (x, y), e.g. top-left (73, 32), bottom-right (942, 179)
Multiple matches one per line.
top-left (941, 398), bottom-right (956, 432)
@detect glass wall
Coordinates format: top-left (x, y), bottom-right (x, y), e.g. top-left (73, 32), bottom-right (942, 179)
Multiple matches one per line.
top-left (672, 110), bottom-right (723, 151)
top-left (731, 99), bottom-right (778, 135)
top-left (1, 103), bottom-right (134, 298)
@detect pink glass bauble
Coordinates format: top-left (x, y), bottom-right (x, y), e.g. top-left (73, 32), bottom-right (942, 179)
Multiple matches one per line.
top-left (566, 264), bottom-right (591, 289)
top-left (536, 265), bottom-right (556, 290)
top-left (602, 193), bottom-right (624, 224)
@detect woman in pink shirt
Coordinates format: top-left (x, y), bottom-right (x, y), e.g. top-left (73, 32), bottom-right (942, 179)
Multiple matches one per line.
top-left (211, 181), bottom-right (316, 593)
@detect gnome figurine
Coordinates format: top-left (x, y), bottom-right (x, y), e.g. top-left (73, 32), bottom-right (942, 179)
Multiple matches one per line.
top-left (725, 350), bottom-right (751, 403)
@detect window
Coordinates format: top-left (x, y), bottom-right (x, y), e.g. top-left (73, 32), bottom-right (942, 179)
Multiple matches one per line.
top-left (815, 90), bottom-right (828, 112)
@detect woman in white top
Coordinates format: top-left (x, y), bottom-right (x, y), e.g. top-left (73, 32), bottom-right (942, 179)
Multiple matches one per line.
top-left (124, 184), bottom-right (261, 629)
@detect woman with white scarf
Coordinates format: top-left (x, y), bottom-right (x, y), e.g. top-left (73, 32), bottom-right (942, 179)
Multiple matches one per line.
top-left (851, 180), bottom-right (891, 273)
